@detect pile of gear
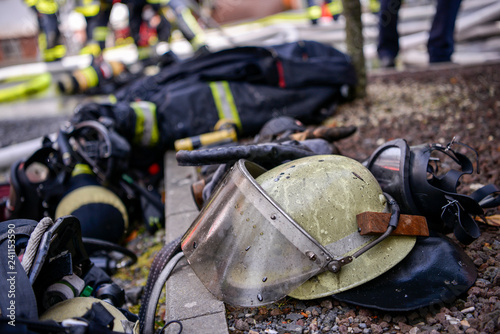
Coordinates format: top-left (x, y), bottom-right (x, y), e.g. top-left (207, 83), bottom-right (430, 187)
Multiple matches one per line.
top-left (175, 117), bottom-right (499, 311)
top-left (0, 40), bottom-right (357, 333)
top-left (0, 39), bottom-right (499, 332)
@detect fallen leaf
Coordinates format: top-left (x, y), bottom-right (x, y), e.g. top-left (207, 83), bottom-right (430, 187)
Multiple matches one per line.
top-left (476, 215), bottom-right (500, 227)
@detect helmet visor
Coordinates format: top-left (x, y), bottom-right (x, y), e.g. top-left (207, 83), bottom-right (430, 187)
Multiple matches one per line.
top-left (181, 160), bottom-right (334, 307)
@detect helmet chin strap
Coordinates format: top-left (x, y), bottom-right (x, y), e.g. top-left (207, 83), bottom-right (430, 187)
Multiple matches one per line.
top-left (326, 193), bottom-right (400, 273)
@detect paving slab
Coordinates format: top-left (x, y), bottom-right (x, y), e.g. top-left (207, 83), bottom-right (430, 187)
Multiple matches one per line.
top-left (163, 150), bottom-right (229, 334)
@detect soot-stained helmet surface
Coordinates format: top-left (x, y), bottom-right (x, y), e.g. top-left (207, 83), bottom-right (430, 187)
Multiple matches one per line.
top-left (256, 155), bottom-right (416, 300)
top-left (182, 155), bottom-right (416, 307)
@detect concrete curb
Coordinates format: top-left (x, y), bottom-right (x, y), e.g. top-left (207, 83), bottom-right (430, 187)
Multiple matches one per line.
top-left (163, 150), bottom-right (229, 334)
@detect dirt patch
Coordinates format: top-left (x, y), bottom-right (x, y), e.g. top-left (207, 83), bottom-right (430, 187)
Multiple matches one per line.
top-left (334, 62), bottom-right (500, 203)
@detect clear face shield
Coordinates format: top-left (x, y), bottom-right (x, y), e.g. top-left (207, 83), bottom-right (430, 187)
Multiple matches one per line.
top-left (181, 159), bottom-right (409, 307)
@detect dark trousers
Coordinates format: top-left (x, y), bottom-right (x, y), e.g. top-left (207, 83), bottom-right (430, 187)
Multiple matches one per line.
top-left (377, 0), bottom-right (462, 63)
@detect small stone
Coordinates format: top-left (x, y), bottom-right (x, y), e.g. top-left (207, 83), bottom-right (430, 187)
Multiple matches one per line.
top-left (345, 310), bottom-right (356, 318)
top-left (249, 330), bottom-right (260, 334)
top-left (393, 315), bottom-right (407, 323)
top-left (382, 314), bottom-right (392, 322)
top-left (281, 323), bottom-right (303, 334)
top-left (475, 278), bottom-right (491, 288)
top-left (245, 310), bottom-right (257, 318)
top-left (484, 266), bottom-right (500, 280)
top-left (378, 321), bottom-right (389, 330)
top-left (425, 314), bottom-right (437, 325)
top-left (235, 319), bottom-right (250, 331)
top-left (270, 309), bottom-right (283, 316)
top-left (370, 323), bottom-right (383, 334)
top-left (286, 313), bottom-right (304, 321)
top-left (447, 324), bottom-right (461, 334)
top-left (435, 313), bottom-right (449, 325)
top-left (460, 306), bottom-right (475, 313)
top-left (358, 309), bottom-right (371, 317)
top-left (478, 263), bottom-right (489, 272)
top-left (440, 307), bottom-right (451, 315)
top-left (409, 327), bottom-right (419, 334)
top-left (399, 322), bottom-right (412, 333)
top-left (339, 325), bottom-right (348, 334)
top-left (264, 329), bottom-right (278, 334)
top-left (445, 315), bottom-right (460, 325)
top-left (483, 319), bottom-right (496, 333)
top-left (320, 299), bottom-right (333, 309)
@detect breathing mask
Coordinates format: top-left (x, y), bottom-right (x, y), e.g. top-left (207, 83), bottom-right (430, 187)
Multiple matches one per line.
top-left (364, 138), bottom-right (496, 244)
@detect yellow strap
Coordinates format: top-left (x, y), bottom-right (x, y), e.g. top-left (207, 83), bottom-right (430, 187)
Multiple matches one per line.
top-left (92, 26), bottom-right (109, 42)
top-left (209, 81), bottom-right (242, 132)
top-left (0, 73), bottom-right (52, 102)
top-left (130, 101), bottom-right (160, 146)
top-left (80, 66), bottom-right (99, 88)
top-left (369, 0), bottom-right (380, 13)
top-left (79, 43), bottom-right (101, 56)
top-left (25, 0), bottom-right (38, 8)
top-left (38, 33), bottom-right (47, 52)
top-left (327, 1), bottom-right (343, 15)
top-left (147, 0), bottom-right (169, 4)
top-left (75, 4), bottom-right (100, 17)
top-left (71, 164), bottom-right (94, 177)
top-left (50, 44), bottom-right (67, 60)
top-left (35, 0), bottom-right (58, 14)
top-left (180, 8), bottom-right (206, 49)
top-left (307, 5), bottom-right (322, 20)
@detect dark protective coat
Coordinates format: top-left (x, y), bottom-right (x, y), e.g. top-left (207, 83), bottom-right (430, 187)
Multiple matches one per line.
top-left (110, 40), bottom-right (357, 148)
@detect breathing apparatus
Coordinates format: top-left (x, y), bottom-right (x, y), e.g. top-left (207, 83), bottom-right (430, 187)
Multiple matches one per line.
top-left (364, 138), bottom-right (498, 244)
top-left (4, 116), bottom-right (165, 241)
top-left (0, 216), bottom-right (137, 334)
top-left (57, 56), bottom-right (128, 95)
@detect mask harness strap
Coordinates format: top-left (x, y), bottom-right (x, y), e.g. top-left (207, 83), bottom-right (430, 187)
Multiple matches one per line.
top-left (427, 142), bottom-right (486, 244)
top-left (433, 141), bottom-right (500, 242)
top-left (470, 183), bottom-right (500, 209)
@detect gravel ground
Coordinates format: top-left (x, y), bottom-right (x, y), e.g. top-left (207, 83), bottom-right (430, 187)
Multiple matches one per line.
top-left (224, 62), bottom-right (500, 334)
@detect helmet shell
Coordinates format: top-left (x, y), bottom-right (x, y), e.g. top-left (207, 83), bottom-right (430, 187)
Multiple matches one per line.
top-left (40, 297), bottom-right (138, 333)
top-left (256, 155), bottom-right (416, 299)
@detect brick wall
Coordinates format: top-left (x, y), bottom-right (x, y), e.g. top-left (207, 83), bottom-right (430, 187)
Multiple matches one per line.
top-left (0, 36), bottom-right (39, 65)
